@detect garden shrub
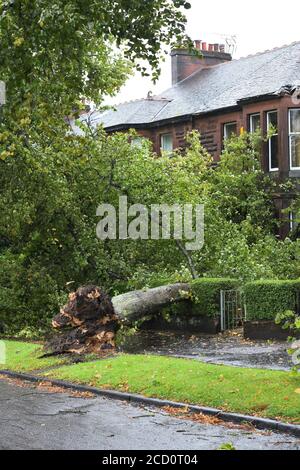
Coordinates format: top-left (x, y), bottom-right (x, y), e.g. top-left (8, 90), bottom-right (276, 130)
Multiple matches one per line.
top-left (244, 280), bottom-right (300, 321)
top-left (190, 278), bottom-right (241, 318)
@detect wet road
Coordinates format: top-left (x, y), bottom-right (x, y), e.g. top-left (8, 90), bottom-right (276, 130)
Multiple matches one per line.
top-left (0, 379), bottom-right (299, 450)
top-left (122, 330), bottom-right (292, 370)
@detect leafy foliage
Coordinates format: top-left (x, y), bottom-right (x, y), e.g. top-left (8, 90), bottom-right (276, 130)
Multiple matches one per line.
top-left (244, 280), bottom-right (300, 321)
top-left (275, 310), bottom-right (300, 373)
top-left (191, 278), bottom-right (241, 318)
top-left (0, 0), bottom-right (192, 111)
top-left (0, 126), bottom-right (299, 333)
top-left (218, 443), bottom-right (236, 451)
top-left (0, 0), bottom-right (194, 333)
top-left (0, 0), bottom-right (299, 333)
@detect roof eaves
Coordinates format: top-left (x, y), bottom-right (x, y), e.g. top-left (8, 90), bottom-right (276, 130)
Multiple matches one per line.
top-left (237, 93), bottom-right (280, 105)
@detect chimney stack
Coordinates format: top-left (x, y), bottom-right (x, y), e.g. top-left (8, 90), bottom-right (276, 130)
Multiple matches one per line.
top-left (171, 39), bottom-right (232, 86)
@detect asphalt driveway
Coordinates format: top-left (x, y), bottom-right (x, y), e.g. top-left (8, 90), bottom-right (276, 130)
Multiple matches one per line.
top-left (122, 330), bottom-right (292, 370)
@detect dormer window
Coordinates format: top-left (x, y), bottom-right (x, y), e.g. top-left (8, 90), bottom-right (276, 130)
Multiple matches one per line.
top-left (223, 122), bottom-right (237, 140)
top-left (289, 109), bottom-right (300, 170)
top-left (161, 133), bottom-right (173, 154)
top-left (267, 111), bottom-right (279, 172)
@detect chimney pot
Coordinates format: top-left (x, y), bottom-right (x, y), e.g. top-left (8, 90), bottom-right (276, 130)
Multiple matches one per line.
top-left (219, 44), bottom-right (225, 53)
top-left (201, 42), bottom-right (207, 51)
top-left (195, 40), bottom-right (201, 50)
top-left (208, 44), bottom-right (214, 52)
top-left (214, 43), bottom-right (219, 52)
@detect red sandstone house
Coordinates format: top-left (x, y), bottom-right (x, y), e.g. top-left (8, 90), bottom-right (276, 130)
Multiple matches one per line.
top-left (84, 40), bottom-right (300, 235)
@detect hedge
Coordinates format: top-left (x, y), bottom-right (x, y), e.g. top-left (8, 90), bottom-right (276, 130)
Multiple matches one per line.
top-left (190, 278), bottom-right (241, 318)
top-left (158, 278), bottom-right (240, 319)
top-left (243, 280), bottom-right (300, 321)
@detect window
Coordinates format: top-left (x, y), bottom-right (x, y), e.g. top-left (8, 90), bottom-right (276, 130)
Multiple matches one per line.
top-left (267, 111), bottom-right (279, 171)
top-left (249, 113), bottom-right (261, 133)
top-left (160, 133), bottom-right (173, 154)
top-left (131, 136), bottom-right (144, 148)
top-left (289, 109), bottom-right (300, 169)
top-left (223, 122), bottom-right (237, 140)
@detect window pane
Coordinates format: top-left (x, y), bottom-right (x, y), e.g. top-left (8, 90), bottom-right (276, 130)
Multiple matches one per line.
top-left (131, 137), bottom-right (144, 148)
top-left (269, 135), bottom-right (279, 169)
top-left (161, 134), bottom-right (173, 152)
top-left (290, 109), bottom-right (300, 133)
top-left (268, 111), bottom-right (278, 129)
top-left (250, 114), bottom-right (260, 132)
top-left (224, 123), bottom-right (237, 139)
top-left (291, 135), bottom-right (300, 168)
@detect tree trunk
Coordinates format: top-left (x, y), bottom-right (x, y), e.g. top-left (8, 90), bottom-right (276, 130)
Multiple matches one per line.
top-left (47, 283), bottom-right (190, 355)
top-left (112, 283), bottom-right (190, 322)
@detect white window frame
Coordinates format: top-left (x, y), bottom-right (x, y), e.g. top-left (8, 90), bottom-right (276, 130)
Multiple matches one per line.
top-left (267, 111), bottom-right (279, 172)
top-left (289, 211), bottom-right (299, 232)
top-left (160, 133), bottom-right (173, 154)
top-left (289, 108), bottom-right (300, 170)
top-left (249, 113), bottom-right (261, 133)
top-left (223, 122), bottom-right (237, 140)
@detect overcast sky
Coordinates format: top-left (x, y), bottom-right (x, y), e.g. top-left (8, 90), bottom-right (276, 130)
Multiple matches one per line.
top-left (108, 0), bottom-right (300, 105)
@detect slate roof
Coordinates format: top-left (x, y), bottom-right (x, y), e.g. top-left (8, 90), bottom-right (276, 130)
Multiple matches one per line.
top-left (96, 41), bottom-right (300, 129)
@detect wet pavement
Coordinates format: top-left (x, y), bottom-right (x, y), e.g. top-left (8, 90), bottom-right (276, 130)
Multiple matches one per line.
top-left (0, 379), bottom-right (299, 450)
top-left (121, 330), bottom-right (292, 371)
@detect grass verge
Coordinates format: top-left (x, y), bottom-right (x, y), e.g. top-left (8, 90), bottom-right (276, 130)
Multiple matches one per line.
top-left (44, 354), bottom-right (300, 423)
top-left (0, 340), bottom-right (66, 372)
top-left (1, 341), bottom-right (300, 423)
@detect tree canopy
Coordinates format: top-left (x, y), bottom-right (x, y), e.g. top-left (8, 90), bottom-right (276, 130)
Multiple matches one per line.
top-left (0, 0), bottom-right (192, 113)
top-left (0, 1), bottom-right (299, 337)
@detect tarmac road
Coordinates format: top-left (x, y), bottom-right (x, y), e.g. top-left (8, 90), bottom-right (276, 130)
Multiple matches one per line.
top-left (0, 379), bottom-right (299, 450)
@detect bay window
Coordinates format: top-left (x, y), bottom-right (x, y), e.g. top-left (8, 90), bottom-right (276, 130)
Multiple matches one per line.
top-left (289, 108), bottom-right (300, 169)
top-left (267, 111), bottom-right (279, 171)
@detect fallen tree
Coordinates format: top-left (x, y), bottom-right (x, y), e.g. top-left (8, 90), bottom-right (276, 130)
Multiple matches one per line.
top-left (47, 283), bottom-right (190, 355)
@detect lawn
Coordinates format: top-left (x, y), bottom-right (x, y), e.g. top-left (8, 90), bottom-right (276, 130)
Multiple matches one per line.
top-left (0, 340), bottom-right (66, 372)
top-left (44, 354), bottom-right (300, 423)
top-left (1, 341), bottom-right (300, 423)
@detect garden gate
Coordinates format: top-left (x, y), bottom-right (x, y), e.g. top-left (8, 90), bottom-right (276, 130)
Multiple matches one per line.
top-left (220, 290), bottom-right (244, 331)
